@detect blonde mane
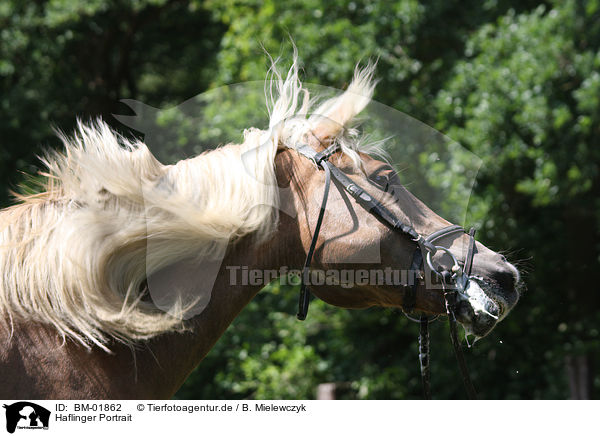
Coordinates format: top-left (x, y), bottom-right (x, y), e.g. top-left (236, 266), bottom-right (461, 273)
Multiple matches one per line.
top-left (0, 56), bottom-right (376, 351)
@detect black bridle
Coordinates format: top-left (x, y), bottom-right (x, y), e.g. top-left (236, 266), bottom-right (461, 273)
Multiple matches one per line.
top-left (294, 142), bottom-right (478, 400)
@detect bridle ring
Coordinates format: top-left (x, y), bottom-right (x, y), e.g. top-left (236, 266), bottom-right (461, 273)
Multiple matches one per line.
top-left (425, 246), bottom-right (460, 277)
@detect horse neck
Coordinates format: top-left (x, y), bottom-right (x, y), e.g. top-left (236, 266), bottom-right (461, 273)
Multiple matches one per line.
top-left (114, 228), bottom-right (300, 398)
top-left (0, 224), bottom-right (300, 399)
top-left (2, 153), bottom-right (303, 399)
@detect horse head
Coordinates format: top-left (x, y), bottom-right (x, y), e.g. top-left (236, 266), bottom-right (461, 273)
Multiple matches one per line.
top-left (271, 64), bottom-right (520, 340)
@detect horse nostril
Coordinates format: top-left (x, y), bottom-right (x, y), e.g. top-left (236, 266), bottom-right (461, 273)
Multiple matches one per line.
top-left (492, 269), bottom-right (514, 290)
top-left (489, 267), bottom-right (519, 306)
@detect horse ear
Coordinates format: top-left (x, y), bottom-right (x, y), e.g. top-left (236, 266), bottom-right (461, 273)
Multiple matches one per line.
top-left (311, 65), bottom-right (376, 143)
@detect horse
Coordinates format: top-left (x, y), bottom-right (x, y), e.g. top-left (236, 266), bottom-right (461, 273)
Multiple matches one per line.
top-left (0, 58), bottom-right (520, 399)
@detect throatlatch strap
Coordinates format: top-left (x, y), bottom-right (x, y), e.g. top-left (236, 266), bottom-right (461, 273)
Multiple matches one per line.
top-left (297, 161), bottom-right (333, 320)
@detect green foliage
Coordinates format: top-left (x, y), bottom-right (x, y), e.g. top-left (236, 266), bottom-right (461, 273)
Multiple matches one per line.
top-left (0, 0), bottom-right (224, 204)
top-left (434, 0), bottom-right (600, 398)
top-left (176, 281), bottom-right (328, 399)
top-left (175, 279), bottom-right (432, 400)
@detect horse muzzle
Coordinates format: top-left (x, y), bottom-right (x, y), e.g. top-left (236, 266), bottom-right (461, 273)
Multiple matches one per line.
top-left (454, 278), bottom-right (502, 339)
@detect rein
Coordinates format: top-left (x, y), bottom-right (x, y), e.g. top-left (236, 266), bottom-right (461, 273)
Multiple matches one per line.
top-left (294, 142), bottom-right (478, 400)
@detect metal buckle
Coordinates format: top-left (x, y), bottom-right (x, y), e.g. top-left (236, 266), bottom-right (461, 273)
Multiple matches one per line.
top-left (297, 143), bottom-right (339, 168)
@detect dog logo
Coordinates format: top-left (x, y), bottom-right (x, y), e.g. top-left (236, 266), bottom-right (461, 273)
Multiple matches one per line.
top-left (3, 402), bottom-right (50, 433)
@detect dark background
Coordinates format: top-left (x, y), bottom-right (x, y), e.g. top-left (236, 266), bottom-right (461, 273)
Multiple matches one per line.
top-left (1, 0), bottom-right (598, 399)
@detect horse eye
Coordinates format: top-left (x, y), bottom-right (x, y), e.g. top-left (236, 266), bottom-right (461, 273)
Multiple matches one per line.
top-left (370, 173), bottom-right (390, 191)
top-left (373, 175), bottom-right (388, 185)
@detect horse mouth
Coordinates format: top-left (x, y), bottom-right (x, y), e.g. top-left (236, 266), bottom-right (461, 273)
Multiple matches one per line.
top-left (454, 277), bottom-right (507, 340)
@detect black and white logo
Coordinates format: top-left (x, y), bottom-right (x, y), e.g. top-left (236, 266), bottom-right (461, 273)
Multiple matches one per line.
top-left (3, 402), bottom-right (50, 434)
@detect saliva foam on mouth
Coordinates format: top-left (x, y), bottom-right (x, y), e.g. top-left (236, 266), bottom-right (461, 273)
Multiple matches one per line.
top-left (456, 277), bottom-right (499, 346)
